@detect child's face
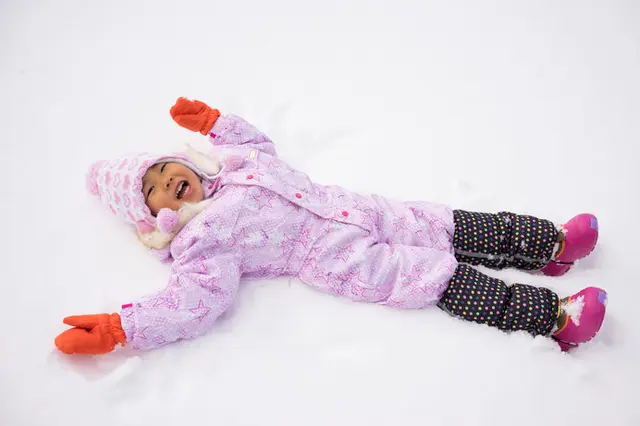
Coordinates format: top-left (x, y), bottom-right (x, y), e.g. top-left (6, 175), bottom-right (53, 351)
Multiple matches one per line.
top-left (142, 162), bottom-right (204, 216)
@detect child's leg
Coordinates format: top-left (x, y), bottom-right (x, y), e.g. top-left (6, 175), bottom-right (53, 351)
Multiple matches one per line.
top-left (298, 221), bottom-right (458, 309)
top-left (437, 264), bottom-right (608, 350)
top-left (453, 210), bottom-right (558, 271)
top-left (437, 264), bottom-right (559, 335)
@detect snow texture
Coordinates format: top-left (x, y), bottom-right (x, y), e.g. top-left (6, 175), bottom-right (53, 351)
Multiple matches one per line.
top-left (1, 0), bottom-right (639, 425)
top-left (565, 295), bottom-right (586, 326)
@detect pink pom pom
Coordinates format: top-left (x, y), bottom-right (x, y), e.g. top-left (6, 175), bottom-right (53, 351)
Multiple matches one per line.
top-left (224, 155), bottom-right (243, 171)
top-left (136, 220), bottom-right (154, 234)
top-left (157, 208), bottom-right (179, 233)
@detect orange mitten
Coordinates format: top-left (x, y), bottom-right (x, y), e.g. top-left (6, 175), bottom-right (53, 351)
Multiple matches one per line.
top-left (170, 97), bottom-right (220, 135)
top-left (55, 313), bottom-right (126, 355)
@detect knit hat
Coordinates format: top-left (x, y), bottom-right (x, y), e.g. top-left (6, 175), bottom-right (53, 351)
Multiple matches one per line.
top-left (86, 144), bottom-right (242, 250)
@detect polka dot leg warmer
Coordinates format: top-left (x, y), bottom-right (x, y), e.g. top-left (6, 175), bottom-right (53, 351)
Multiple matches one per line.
top-left (438, 265), bottom-right (559, 336)
top-left (452, 210), bottom-right (558, 271)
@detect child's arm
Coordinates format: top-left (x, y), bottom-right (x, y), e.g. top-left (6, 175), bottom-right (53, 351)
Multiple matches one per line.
top-left (170, 97), bottom-right (277, 156)
top-left (55, 251), bottom-right (241, 354)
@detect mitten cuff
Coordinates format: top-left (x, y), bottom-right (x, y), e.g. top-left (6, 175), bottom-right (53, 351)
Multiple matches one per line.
top-left (109, 313), bottom-right (127, 345)
top-left (200, 108), bottom-right (221, 135)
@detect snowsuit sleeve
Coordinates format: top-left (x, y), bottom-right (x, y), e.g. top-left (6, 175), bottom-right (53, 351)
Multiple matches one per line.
top-left (207, 114), bottom-right (277, 156)
top-left (119, 250), bottom-right (241, 351)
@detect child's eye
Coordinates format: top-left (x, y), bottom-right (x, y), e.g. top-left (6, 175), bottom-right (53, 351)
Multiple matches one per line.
top-left (160, 163), bottom-right (167, 173)
top-left (147, 186), bottom-right (154, 197)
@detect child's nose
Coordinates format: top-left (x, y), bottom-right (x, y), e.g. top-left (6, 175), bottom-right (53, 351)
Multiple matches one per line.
top-left (164, 177), bottom-right (173, 189)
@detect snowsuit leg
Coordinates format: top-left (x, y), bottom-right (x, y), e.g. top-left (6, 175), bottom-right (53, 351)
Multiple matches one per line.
top-left (438, 264), bottom-right (559, 335)
top-left (453, 210), bottom-right (558, 270)
top-left (298, 220), bottom-right (458, 309)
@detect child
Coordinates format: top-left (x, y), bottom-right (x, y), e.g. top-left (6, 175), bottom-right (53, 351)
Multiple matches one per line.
top-left (54, 98), bottom-right (607, 355)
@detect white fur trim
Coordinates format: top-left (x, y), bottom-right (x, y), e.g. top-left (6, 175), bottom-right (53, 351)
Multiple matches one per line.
top-left (136, 198), bottom-right (214, 249)
top-left (184, 143), bottom-right (221, 176)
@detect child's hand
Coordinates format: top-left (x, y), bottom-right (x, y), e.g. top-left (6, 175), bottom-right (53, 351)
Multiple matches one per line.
top-left (54, 313), bottom-right (126, 355)
top-left (170, 97), bottom-right (220, 135)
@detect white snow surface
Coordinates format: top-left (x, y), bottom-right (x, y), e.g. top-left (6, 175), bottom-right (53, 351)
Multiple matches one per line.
top-left (2, 1), bottom-right (639, 425)
top-left (564, 295), bottom-right (586, 327)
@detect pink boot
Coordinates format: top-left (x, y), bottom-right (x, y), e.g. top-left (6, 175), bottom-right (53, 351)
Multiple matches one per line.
top-left (552, 287), bottom-right (607, 351)
top-left (541, 213), bottom-right (599, 276)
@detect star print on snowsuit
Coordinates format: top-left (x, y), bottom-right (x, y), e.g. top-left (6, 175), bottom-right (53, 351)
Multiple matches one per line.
top-left (119, 114), bottom-right (459, 350)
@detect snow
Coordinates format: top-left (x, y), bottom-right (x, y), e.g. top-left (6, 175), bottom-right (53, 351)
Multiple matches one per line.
top-left (564, 295), bottom-right (586, 326)
top-left (1, 0), bottom-right (639, 425)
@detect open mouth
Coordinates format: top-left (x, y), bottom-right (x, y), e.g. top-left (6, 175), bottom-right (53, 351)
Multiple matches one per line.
top-left (176, 180), bottom-right (191, 199)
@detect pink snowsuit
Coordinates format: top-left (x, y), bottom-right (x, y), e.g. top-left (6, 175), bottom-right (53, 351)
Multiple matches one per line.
top-left (119, 115), bottom-right (459, 350)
